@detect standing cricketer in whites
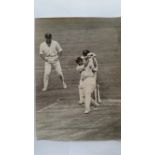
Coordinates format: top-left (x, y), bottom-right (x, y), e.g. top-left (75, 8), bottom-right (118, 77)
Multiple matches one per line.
top-left (83, 50), bottom-right (102, 103)
top-left (76, 50), bottom-right (99, 114)
top-left (40, 33), bottom-right (67, 91)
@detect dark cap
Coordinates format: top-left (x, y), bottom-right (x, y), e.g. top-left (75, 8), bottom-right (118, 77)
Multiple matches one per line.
top-left (45, 33), bottom-right (52, 39)
top-left (82, 49), bottom-right (90, 56)
top-left (75, 56), bottom-right (83, 64)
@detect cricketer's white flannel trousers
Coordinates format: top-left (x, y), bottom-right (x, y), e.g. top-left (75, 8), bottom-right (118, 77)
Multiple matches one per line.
top-left (43, 60), bottom-right (62, 90)
top-left (83, 77), bottom-right (96, 111)
top-left (78, 80), bottom-right (85, 104)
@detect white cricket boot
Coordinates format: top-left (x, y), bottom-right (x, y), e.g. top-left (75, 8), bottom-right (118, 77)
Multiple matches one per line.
top-left (63, 82), bottom-right (67, 89)
top-left (84, 109), bottom-right (90, 114)
top-left (42, 87), bottom-right (47, 91)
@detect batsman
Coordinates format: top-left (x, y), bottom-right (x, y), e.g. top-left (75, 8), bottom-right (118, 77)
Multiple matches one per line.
top-left (76, 50), bottom-right (101, 114)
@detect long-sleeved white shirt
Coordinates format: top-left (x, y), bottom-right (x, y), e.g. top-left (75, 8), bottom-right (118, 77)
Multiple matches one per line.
top-left (76, 57), bottom-right (98, 81)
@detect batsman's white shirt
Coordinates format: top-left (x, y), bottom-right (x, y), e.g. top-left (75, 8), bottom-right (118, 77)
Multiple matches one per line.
top-left (76, 58), bottom-right (97, 88)
top-left (77, 60), bottom-right (97, 111)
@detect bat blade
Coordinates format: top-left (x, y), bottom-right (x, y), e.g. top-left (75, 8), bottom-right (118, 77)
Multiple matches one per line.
top-left (97, 84), bottom-right (102, 103)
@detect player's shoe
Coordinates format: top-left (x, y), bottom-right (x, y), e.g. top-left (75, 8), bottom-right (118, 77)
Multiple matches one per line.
top-left (78, 101), bottom-right (84, 105)
top-left (91, 99), bottom-right (100, 106)
top-left (42, 87), bottom-right (47, 91)
top-left (94, 102), bottom-right (100, 106)
top-left (63, 82), bottom-right (67, 89)
top-left (84, 109), bottom-right (90, 114)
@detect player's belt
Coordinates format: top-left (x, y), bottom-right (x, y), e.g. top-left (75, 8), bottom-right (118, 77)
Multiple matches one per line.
top-left (46, 54), bottom-right (57, 57)
top-left (45, 55), bottom-right (59, 63)
top-left (85, 75), bottom-right (95, 78)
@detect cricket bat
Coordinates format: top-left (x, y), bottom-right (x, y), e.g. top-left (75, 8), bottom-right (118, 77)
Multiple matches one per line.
top-left (94, 84), bottom-right (102, 103)
top-left (96, 84), bottom-right (102, 103)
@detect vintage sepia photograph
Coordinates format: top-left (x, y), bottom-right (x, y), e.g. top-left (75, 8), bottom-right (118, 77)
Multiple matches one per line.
top-left (35, 17), bottom-right (121, 141)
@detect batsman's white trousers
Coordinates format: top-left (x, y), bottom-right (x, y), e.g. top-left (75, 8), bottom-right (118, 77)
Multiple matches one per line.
top-left (78, 73), bottom-right (97, 104)
top-left (43, 60), bottom-right (63, 89)
top-left (83, 77), bottom-right (96, 111)
top-left (78, 80), bottom-right (85, 103)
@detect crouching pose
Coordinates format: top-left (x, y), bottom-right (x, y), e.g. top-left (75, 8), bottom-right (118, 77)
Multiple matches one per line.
top-left (76, 53), bottom-right (99, 114)
top-left (39, 33), bottom-right (67, 91)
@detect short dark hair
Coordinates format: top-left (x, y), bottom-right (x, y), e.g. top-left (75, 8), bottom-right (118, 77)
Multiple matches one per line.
top-left (75, 57), bottom-right (83, 64)
top-left (45, 33), bottom-right (52, 39)
top-left (82, 50), bottom-right (90, 56)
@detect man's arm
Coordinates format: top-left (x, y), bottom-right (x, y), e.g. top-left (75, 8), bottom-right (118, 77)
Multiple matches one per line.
top-left (56, 42), bottom-right (63, 58)
top-left (40, 54), bottom-right (48, 62)
top-left (58, 50), bottom-right (63, 57)
top-left (84, 58), bottom-right (89, 67)
top-left (76, 65), bottom-right (85, 73)
top-left (92, 57), bottom-right (98, 72)
top-left (39, 43), bottom-right (48, 62)
top-left (93, 57), bottom-right (98, 68)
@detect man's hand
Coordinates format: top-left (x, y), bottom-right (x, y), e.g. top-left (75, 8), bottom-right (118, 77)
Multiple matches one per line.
top-left (40, 54), bottom-right (48, 62)
top-left (44, 57), bottom-right (49, 62)
top-left (93, 57), bottom-right (97, 68)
